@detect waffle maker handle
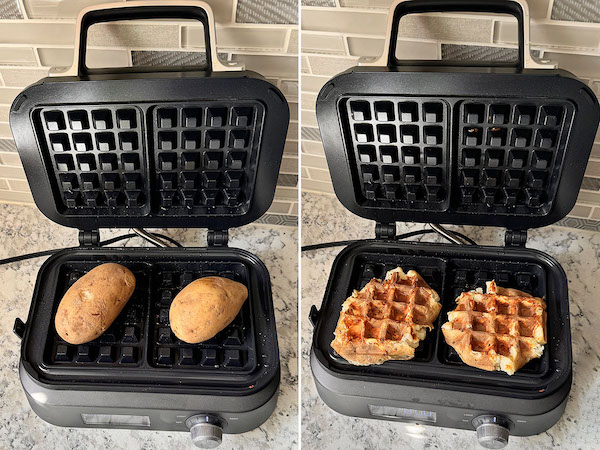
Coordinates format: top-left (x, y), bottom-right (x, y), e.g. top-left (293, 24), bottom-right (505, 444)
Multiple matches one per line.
top-left (361, 0), bottom-right (555, 70)
top-left (51, 0), bottom-right (240, 77)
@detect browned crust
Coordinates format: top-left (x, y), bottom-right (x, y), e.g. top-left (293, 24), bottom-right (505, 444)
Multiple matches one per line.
top-left (442, 282), bottom-right (547, 375)
top-left (330, 267), bottom-right (441, 366)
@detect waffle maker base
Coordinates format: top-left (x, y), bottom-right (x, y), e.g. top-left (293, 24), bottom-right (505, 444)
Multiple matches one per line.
top-left (310, 240), bottom-right (571, 436)
top-left (16, 246), bottom-right (280, 434)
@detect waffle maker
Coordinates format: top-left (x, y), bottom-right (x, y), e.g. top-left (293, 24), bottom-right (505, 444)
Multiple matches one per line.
top-left (9, 2), bottom-right (289, 448)
top-left (309, 0), bottom-right (599, 447)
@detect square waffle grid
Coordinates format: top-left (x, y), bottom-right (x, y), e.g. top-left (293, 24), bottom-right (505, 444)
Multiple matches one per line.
top-left (457, 99), bottom-right (573, 214)
top-left (327, 253), bottom-right (548, 378)
top-left (343, 97), bottom-right (450, 209)
top-left (45, 261), bottom-right (150, 367)
top-left (36, 106), bottom-right (149, 215)
top-left (340, 96), bottom-right (574, 216)
top-left (441, 259), bottom-right (548, 375)
top-left (152, 102), bottom-right (264, 216)
top-left (44, 261), bottom-right (256, 376)
top-left (148, 262), bottom-right (255, 371)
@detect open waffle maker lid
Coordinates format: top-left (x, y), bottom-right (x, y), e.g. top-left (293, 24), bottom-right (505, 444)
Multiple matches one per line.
top-left (9, 1), bottom-right (289, 231)
top-left (316, 0), bottom-right (600, 230)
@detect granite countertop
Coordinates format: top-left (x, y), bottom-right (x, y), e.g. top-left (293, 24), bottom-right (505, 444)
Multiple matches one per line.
top-left (301, 192), bottom-right (600, 450)
top-left (0, 203), bottom-right (297, 450)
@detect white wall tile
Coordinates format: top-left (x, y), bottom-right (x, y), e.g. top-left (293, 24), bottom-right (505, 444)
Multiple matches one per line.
top-left (347, 37), bottom-right (439, 58)
top-left (307, 167), bottom-right (331, 181)
top-left (0, 190), bottom-right (34, 204)
top-left (302, 32), bottom-right (346, 54)
top-left (0, 87), bottom-right (21, 104)
top-left (301, 74), bottom-right (329, 93)
top-left (183, 26), bottom-right (288, 51)
top-left (7, 178), bottom-right (29, 192)
top-left (268, 200), bottom-right (293, 214)
top-left (306, 55), bottom-right (357, 75)
top-left (0, 68), bottom-right (47, 87)
top-left (301, 178), bottom-right (334, 193)
top-left (230, 54), bottom-right (298, 77)
top-left (37, 48), bottom-right (130, 68)
top-left (87, 23), bottom-right (180, 48)
top-left (0, 152), bottom-right (21, 166)
top-left (0, 47), bottom-right (37, 66)
top-left (570, 204), bottom-right (592, 218)
top-left (302, 153), bottom-right (328, 169)
top-left (494, 21), bottom-right (600, 49)
top-left (0, 22), bottom-right (75, 45)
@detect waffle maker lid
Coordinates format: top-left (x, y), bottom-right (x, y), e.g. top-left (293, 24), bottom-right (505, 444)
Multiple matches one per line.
top-left (316, 0), bottom-right (599, 230)
top-left (9, 1), bottom-right (289, 231)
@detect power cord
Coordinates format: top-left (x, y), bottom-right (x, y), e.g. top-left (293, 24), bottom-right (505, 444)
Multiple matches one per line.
top-left (0, 230), bottom-right (182, 266)
top-left (301, 225), bottom-right (477, 252)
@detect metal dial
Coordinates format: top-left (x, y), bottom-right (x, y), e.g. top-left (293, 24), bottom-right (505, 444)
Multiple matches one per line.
top-left (186, 415), bottom-right (223, 449)
top-left (472, 415), bottom-right (512, 449)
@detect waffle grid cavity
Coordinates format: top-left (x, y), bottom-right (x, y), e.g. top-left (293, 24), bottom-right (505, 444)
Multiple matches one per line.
top-left (457, 99), bottom-right (572, 213)
top-left (149, 262), bottom-right (254, 370)
top-left (39, 106), bottom-right (148, 215)
top-left (153, 102), bottom-right (263, 216)
top-left (35, 101), bottom-right (264, 217)
top-left (45, 261), bottom-right (256, 374)
top-left (344, 97), bottom-right (449, 208)
top-left (341, 96), bottom-right (573, 216)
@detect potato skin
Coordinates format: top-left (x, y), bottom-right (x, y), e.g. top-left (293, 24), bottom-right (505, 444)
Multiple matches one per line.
top-left (170, 277), bottom-right (248, 344)
top-left (54, 263), bottom-right (136, 345)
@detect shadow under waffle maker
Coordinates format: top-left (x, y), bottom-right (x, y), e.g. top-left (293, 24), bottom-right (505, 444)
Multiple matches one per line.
top-left (309, 0), bottom-right (599, 448)
top-left (9, 2), bottom-right (288, 448)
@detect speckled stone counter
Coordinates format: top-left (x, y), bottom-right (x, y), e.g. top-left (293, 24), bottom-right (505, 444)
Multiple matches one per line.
top-left (301, 192), bottom-right (600, 450)
top-left (0, 203), bottom-right (297, 450)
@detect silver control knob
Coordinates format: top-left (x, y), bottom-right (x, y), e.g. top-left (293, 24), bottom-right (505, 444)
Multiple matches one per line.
top-left (476, 423), bottom-right (509, 449)
top-left (186, 415), bottom-right (223, 449)
top-left (473, 415), bottom-right (512, 449)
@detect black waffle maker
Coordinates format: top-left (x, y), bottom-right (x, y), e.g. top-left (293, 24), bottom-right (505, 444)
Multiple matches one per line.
top-left (309, 0), bottom-right (599, 448)
top-left (9, 1), bottom-right (289, 448)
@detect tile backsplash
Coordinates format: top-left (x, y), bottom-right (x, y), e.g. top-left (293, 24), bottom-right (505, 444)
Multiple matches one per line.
top-left (0, 0), bottom-right (298, 226)
top-left (300, 0), bottom-right (600, 231)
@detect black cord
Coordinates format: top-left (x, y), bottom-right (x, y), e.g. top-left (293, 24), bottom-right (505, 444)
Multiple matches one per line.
top-left (301, 228), bottom-right (477, 252)
top-left (0, 232), bottom-right (182, 266)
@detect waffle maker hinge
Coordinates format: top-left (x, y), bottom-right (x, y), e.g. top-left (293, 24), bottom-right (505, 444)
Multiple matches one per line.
top-left (505, 230), bottom-right (527, 247)
top-left (207, 229), bottom-right (229, 247)
top-left (78, 229), bottom-right (100, 246)
top-left (375, 222), bottom-right (396, 240)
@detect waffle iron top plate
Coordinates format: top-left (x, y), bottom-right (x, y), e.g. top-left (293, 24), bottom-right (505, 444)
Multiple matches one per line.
top-left (316, 0), bottom-right (599, 229)
top-left (9, 2), bottom-right (289, 230)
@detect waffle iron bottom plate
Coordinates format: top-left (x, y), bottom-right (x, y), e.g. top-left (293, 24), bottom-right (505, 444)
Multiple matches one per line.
top-left (312, 240), bottom-right (571, 400)
top-left (20, 247), bottom-right (279, 395)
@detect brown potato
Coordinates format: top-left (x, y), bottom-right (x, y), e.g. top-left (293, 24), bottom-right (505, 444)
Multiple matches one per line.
top-left (170, 277), bottom-right (248, 344)
top-left (55, 263), bottom-right (136, 345)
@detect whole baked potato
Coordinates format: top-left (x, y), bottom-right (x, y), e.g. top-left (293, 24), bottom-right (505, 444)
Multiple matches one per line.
top-left (170, 276), bottom-right (248, 344)
top-left (54, 263), bottom-right (136, 345)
